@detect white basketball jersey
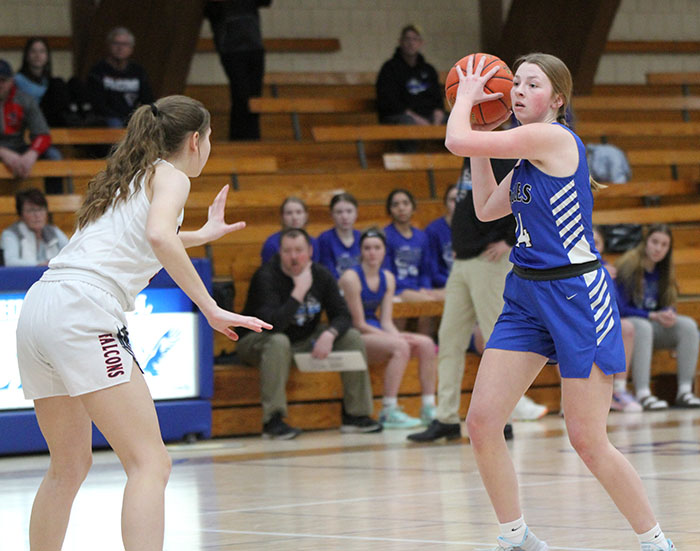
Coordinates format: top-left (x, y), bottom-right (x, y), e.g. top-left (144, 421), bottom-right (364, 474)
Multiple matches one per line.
top-left (48, 160), bottom-right (185, 311)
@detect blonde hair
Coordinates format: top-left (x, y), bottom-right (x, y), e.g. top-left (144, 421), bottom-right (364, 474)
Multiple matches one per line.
top-left (513, 52), bottom-right (604, 192)
top-left (615, 224), bottom-right (677, 309)
top-left (76, 95), bottom-right (210, 229)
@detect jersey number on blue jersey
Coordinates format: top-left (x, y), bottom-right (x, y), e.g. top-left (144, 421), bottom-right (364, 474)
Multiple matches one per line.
top-left (515, 212), bottom-right (532, 248)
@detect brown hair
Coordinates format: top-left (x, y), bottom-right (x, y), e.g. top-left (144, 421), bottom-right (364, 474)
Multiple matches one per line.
top-left (513, 52), bottom-right (603, 192)
top-left (15, 187), bottom-right (48, 215)
top-left (615, 224), bottom-right (677, 309)
top-left (76, 95), bottom-right (210, 229)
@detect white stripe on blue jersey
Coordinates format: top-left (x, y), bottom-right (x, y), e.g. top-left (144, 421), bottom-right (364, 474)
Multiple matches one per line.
top-left (584, 268), bottom-right (615, 345)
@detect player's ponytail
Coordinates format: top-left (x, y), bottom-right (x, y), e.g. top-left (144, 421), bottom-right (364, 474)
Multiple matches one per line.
top-left (77, 95), bottom-right (210, 229)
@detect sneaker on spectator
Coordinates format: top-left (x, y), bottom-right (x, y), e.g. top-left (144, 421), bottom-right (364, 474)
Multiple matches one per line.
top-left (262, 411), bottom-right (301, 440)
top-left (512, 395), bottom-right (548, 421)
top-left (420, 404), bottom-right (437, 425)
top-left (611, 390), bottom-right (643, 412)
top-left (379, 405), bottom-right (422, 429)
top-left (341, 411), bottom-right (383, 433)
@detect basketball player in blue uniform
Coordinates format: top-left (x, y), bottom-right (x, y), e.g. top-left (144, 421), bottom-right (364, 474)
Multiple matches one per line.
top-left (445, 53), bottom-right (675, 551)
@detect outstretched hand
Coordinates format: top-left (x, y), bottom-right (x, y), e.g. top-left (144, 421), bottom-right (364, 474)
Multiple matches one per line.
top-left (202, 185), bottom-right (247, 242)
top-left (454, 55), bottom-right (505, 107)
top-left (206, 307), bottom-right (273, 341)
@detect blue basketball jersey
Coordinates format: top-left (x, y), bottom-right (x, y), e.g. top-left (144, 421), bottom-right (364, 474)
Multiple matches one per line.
top-left (383, 223), bottom-right (432, 293)
top-left (353, 265), bottom-right (387, 328)
top-left (425, 216), bottom-right (453, 287)
top-left (509, 123), bottom-right (600, 270)
top-left (317, 228), bottom-right (361, 279)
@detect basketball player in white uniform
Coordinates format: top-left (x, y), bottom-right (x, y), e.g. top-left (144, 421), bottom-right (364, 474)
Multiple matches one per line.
top-left (16, 95), bottom-right (272, 551)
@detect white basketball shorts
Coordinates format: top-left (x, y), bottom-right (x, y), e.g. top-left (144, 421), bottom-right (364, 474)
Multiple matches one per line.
top-left (16, 278), bottom-right (137, 400)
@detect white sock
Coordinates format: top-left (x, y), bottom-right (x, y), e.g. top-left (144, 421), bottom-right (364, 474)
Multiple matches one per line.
top-left (637, 388), bottom-right (651, 400)
top-left (637, 523), bottom-right (667, 547)
top-left (677, 383), bottom-right (692, 396)
top-left (613, 378), bottom-right (627, 393)
top-left (382, 396), bottom-right (398, 409)
top-left (499, 516), bottom-right (526, 544)
top-left (421, 394), bottom-right (436, 407)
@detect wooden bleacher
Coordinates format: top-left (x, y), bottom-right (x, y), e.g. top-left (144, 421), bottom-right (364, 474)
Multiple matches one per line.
top-left (0, 35), bottom-right (340, 54)
top-left (249, 97), bottom-right (376, 140)
top-left (4, 60), bottom-right (700, 437)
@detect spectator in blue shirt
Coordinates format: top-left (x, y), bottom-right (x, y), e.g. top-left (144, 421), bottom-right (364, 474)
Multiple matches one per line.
top-left (425, 184), bottom-right (457, 294)
top-left (384, 188), bottom-right (440, 336)
top-left (615, 224), bottom-right (700, 410)
top-left (261, 196), bottom-right (319, 264)
top-left (317, 192), bottom-right (361, 279)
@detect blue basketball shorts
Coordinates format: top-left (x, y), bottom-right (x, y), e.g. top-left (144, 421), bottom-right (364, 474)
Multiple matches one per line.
top-left (486, 267), bottom-right (625, 378)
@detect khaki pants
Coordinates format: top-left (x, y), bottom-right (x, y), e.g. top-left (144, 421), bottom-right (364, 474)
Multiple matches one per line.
top-left (436, 253), bottom-right (512, 424)
top-left (236, 326), bottom-right (374, 423)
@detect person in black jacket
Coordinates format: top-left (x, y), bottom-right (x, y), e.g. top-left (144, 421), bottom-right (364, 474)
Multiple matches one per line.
top-left (86, 27), bottom-right (154, 128)
top-left (376, 24), bottom-right (446, 151)
top-left (205, 0), bottom-right (272, 140)
top-left (236, 228), bottom-right (382, 439)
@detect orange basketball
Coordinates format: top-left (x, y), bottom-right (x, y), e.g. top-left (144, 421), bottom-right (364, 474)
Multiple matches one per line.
top-left (445, 53), bottom-right (514, 125)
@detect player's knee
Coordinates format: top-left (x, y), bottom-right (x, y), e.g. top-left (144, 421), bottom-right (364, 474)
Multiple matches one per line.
top-left (49, 451), bottom-right (92, 488)
top-left (566, 424), bottom-right (602, 465)
top-left (465, 407), bottom-right (497, 445)
top-left (267, 332), bottom-right (291, 351)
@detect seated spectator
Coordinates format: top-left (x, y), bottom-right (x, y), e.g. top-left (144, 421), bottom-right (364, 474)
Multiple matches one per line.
top-left (615, 224), bottom-right (700, 410)
top-left (592, 225), bottom-right (641, 413)
top-left (384, 188), bottom-right (440, 335)
top-left (376, 24), bottom-right (446, 151)
top-left (261, 196), bottom-right (319, 264)
top-left (1, 187), bottom-right (68, 266)
top-left (0, 59), bottom-right (57, 190)
top-left (317, 192), bottom-right (361, 279)
top-left (383, 189), bottom-right (437, 301)
top-left (376, 24), bottom-right (445, 127)
top-left (14, 37), bottom-right (75, 129)
top-left (87, 27), bottom-right (154, 128)
top-left (425, 184), bottom-right (457, 296)
top-left (236, 228), bottom-right (382, 439)
top-left (339, 227), bottom-right (436, 429)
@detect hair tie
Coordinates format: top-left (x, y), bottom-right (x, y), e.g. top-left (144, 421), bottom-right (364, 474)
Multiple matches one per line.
top-left (150, 103), bottom-right (159, 117)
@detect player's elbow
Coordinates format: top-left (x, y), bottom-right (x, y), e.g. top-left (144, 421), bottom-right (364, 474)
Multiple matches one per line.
top-left (474, 204), bottom-right (498, 222)
top-left (444, 135), bottom-right (461, 156)
top-left (146, 226), bottom-right (171, 251)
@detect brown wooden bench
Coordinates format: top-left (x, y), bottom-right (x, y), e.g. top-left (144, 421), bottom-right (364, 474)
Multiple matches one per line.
top-left (576, 121), bottom-right (700, 143)
top-left (0, 35), bottom-right (340, 54)
top-left (605, 41), bottom-right (700, 54)
top-left (313, 124), bottom-right (447, 168)
top-left (625, 149), bottom-right (700, 180)
top-left (249, 97), bottom-right (376, 140)
top-left (574, 96), bottom-right (700, 122)
top-left (646, 72), bottom-right (700, 96)
top-left (382, 153), bottom-right (462, 198)
top-left (0, 156), bottom-right (277, 193)
top-left (384, 150), bottom-right (700, 186)
top-left (49, 127), bottom-right (125, 145)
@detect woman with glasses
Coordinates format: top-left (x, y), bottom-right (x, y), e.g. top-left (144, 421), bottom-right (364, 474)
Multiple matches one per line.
top-left (1, 187), bottom-right (68, 266)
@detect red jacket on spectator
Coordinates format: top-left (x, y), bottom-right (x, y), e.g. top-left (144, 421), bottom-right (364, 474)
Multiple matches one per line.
top-left (1, 84), bottom-right (51, 155)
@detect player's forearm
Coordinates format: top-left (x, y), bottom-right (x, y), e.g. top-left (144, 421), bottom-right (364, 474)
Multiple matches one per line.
top-left (148, 232), bottom-right (217, 315)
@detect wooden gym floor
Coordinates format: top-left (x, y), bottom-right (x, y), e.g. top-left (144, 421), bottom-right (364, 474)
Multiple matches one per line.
top-left (1, 409), bottom-right (699, 550)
